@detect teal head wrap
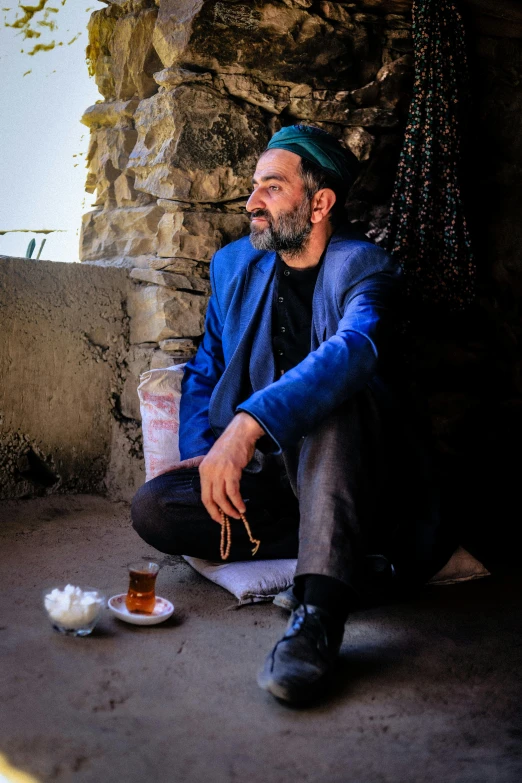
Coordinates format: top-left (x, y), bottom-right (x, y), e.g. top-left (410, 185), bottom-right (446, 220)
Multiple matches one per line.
top-left (265, 124), bottom-right (358, 188)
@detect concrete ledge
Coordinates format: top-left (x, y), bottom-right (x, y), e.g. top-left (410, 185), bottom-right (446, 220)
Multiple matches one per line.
top-left (0, 256), bottom-right (144, 500)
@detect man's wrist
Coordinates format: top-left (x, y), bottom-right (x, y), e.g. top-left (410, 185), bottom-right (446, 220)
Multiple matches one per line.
top-left (233, 411), bottom-right (265, 441)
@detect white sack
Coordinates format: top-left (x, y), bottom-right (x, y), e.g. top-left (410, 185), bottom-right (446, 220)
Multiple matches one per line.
top-left (138, 363), bottom-right (186, 482)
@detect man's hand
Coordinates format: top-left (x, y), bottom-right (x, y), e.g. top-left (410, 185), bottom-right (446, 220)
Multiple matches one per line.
top-left (199, 412), bottom-right (265, 522)
top-left (169, 456), bottom-right (205, 471)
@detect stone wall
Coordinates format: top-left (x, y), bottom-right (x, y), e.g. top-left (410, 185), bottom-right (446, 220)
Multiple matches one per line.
top-left (0, 257), bottom-right (145, 502)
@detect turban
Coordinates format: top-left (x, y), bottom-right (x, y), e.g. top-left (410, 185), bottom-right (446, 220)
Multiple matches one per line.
top-left (265, 124), bottom-right (358, 188)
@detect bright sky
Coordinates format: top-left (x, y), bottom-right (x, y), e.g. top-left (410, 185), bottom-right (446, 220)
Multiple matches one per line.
top-left (0, 1), bottom-right (103, 262)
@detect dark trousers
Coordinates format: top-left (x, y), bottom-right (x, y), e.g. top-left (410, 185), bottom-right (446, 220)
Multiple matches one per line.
top-left (131, 389), bottom-right (452, 592)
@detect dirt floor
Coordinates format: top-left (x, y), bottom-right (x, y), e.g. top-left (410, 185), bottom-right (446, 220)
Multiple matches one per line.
top-left (0, 494), bottom-right (521, 783)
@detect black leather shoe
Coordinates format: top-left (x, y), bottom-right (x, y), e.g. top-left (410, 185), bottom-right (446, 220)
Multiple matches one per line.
top-left (257, 604), bottom-right (344, 704)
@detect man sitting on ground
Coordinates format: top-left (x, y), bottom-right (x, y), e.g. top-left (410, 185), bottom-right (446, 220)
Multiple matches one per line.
top-left (131, 124), bottom-right (449, 705)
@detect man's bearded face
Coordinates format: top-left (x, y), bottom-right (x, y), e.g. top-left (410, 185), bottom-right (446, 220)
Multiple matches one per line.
top-left (249, 195), bottom-right (313, 255)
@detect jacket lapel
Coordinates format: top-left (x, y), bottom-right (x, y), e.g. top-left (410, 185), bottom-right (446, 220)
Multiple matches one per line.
top-left (209, 251), bottom-right (276, 433)
top-left (239, 251), bottom-right (276, 336)
top-left (249, 257), bottom-right (277, 391)
top-left (312, 259), bottom-right (327, 348)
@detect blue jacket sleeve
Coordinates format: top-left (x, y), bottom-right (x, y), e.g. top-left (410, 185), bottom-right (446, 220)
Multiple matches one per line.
top-left (236, 267), bottom-right (398, 453)
top-left (178, 260), bottom-right (224, 460)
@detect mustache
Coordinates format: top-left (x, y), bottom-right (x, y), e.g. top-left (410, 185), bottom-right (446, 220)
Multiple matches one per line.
top-left (250, 209), bottom-right (272, 222)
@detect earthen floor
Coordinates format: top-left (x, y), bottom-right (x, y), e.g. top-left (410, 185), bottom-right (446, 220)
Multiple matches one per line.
top-left (1, 495), bottom-right (521, 783)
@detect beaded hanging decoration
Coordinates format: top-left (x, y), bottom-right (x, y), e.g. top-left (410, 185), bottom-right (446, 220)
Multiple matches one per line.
top-left (387, 0), bottom-right (476, 311)
top-left (218, 509), bottom-right (261, 561)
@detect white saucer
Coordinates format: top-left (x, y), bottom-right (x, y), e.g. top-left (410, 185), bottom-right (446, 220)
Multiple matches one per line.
top-left (108, 594), bottom-right (174, 625)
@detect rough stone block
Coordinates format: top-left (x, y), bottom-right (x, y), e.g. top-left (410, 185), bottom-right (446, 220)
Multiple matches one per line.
top-left (342, 127), bottom-right (375, 162)
top-left (282, 0), bottom-right (313, 7)
top-left (153, 67), bottom-right (212, 89)
top-left (110, 7), bottom-right (162, 100)
top-left (85, 127), bottom-right (138, 204)
top-left (129, 285), bottom-right (207, 342)
top-left (376, 54), bottom-right (413, 110)
top-left (93, 55), bottom-right (115, 101)
top-left (384, 13), bottom-right (412, 29)
top-left (80, 205), bottom-right (164, 263)
top-left (148, 257), bottom-right (200, 272)
top-left (358, 1), bottom-right (412, 11)
top-left (217, 74), bottom-right (290, 115)
top-left (153, 0), bottom-right (381, 90)
top-left (349, 81), bottom-right (380, 107)
top-left (87, 127), bottom-right (138, 172)
top-left (157, 211), bottom-right (249, 261)
top-left (128, 84), bottom-right (268, 202)
top-left (81, 99), bottom-right (139, 129)
top-left (87, 8), bottom-right (118, 100)
top-left (87, 5), bottom-right (162, 103)
top-left (353, 12), bottom-right (379, 23)
top-left (384, 28), bottom-right (413, 53)
top-left (159, 338), bottom-right (197, 359)
top-left (319, 1), bottom-right (354, 27)
top-left (130, 267), bottom-right (210, 294)
top-left (114, 172), bottom-right (154, 207)
top-left (114, 172), bottom-right (134, 206)
top-left (287, 99), bottom-right (397, 128)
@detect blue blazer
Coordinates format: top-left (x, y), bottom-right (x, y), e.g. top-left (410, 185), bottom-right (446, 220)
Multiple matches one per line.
top-left (179, 228), bottom-right (402, 460)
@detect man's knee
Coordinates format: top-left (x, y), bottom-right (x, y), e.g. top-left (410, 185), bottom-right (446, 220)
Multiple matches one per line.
top-left (131, 478), bottom-right (167, 544)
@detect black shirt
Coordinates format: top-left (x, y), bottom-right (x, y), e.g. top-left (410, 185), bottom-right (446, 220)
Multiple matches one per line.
top-left (272, 254), bottom-right (322, 377)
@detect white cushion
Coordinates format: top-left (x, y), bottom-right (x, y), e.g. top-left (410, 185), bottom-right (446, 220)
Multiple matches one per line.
top-left (183, 556), bottom-right (296, 605)
top-left (428, 545), bottom-right (490, 585)
top-left (183, 546), bottom-right (490, 605)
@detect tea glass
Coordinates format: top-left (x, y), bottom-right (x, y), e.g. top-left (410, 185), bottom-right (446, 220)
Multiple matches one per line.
top-left (125, 561), bottom-right (160, 614)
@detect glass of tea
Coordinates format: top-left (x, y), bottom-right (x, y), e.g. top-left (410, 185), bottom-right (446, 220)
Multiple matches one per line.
top-left (125, 560), bottom-right (160, 614)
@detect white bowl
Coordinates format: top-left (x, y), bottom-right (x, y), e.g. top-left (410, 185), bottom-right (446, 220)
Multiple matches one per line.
top-left (43, 585), bottom-right (106, 637)
top-left (108, 594), bottom-right (174, 625)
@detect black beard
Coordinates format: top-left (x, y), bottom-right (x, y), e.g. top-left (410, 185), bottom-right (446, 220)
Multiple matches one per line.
top-left (249, 198), bottom-right (312, 256)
